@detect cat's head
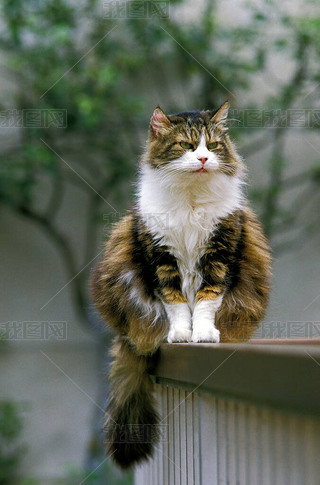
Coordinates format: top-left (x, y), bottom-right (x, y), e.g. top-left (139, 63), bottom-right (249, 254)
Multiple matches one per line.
top-left (143, 102), bottom-right (243, 179)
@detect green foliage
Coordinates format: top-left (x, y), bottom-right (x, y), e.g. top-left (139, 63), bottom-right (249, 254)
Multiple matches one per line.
top-left (0, 0), bottom-right (274, 324)
top-left (65, 460), bottom-right (133, 485)
top-left (1, 0), bottom-right (320, 482)
top-left (0, 0), bottom-right (318, 317)
top-left (0, 401), bottom-right (24, 485)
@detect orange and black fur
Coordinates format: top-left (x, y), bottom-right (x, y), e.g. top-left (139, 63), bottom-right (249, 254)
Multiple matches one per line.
top-left (91, 102), bottom-right (271, 469)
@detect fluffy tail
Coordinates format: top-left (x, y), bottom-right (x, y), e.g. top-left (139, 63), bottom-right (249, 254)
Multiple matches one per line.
top-left (104, 336), bottom-right (160, 470)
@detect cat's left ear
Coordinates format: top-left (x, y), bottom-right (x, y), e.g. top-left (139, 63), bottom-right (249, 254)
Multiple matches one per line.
top-left (151, 107), bottom-right (171, 138)
top-left (210, 101), bottom-right (229, 125)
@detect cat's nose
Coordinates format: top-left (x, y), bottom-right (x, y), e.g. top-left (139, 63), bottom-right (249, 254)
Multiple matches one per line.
top-left (198, 157), bottom-right (208, 165)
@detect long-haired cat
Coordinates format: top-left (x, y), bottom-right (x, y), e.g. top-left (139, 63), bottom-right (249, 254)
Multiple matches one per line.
top-left (91, 102), bottom-right (271, 469)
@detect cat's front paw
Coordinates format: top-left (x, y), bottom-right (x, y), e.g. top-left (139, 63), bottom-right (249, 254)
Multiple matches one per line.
top-left (167, 326), bottom-right (192, 343)
top-left (191, 324), bottom-right (220, 343)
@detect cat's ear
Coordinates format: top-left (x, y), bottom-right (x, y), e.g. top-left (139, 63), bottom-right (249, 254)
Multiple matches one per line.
top-left (210, 101), bottom-right (229, 125)
top-left (151, 107), bottom-right (171, 138)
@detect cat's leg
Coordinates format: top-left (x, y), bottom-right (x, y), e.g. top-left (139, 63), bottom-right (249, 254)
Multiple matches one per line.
top-left (192, 265), bottom-right (227, 343)
top-left (126, 311), bottom-right (168, 355)
top-left (192, 295), bottom-right (224, 343)
top-left (164, 302), bottom-right (192, 343)
top-left (156, 261), bottom-right (192, 343)
top-left (216, 210), bottom-right (271, 343)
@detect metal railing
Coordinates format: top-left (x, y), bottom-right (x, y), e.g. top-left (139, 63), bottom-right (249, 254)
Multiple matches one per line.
top-left (135, 341), bottom-right (320, 485)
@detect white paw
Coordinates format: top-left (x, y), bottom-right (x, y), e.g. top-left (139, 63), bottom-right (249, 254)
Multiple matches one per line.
top-left (167, 326), bottom-right (192, 343)
top-left (191, 324), bottom-right (220, 343)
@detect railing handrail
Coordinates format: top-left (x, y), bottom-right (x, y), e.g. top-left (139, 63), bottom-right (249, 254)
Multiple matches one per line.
top-left (150, 341), bottom-right (320, 416)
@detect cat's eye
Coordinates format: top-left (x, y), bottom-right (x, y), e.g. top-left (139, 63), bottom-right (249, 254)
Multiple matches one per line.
top-left (207, 141), bottom-right (222, 150)
top-left (180, 141), bottom-right (194, 150)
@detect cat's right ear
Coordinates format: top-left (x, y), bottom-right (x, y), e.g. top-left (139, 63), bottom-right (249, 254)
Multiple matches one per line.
top-left (210, 101), bottom-right (229, 125)
top-left (151, 108), bottom-right (171, 138)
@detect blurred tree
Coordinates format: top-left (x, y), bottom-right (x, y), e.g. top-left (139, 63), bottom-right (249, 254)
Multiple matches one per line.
top-left (1, 0), bottom-right (320, 478)
top-left (0, 401), bottom-right (24, 485)
top-left (1, 0), bottom-right (320, 326)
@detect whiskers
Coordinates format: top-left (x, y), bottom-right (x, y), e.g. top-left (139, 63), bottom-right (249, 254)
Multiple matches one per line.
top-left (226, 118), bottom-right (242, 126)
top-left (217, 160), bottom-right (238, 176)
top-left (156, 164), bottom-right (191, 186)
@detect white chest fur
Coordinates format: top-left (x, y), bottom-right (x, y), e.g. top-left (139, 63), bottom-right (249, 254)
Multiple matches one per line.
top-left (137, 165), bottom-right (244, 307)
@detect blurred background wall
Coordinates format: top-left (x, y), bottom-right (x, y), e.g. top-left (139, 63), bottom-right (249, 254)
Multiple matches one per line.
top-left (0, 0), bottom-right (320, 483)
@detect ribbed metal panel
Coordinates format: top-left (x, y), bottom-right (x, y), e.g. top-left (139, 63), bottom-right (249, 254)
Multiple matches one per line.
top-left (161, 384), bottom-right (169, 484)
top-left (135, 383), bottom-right (320, 485)
top-left (179, 390), bottom-right (187, 485)
top-left (185, 391), bottom-right (194, 485)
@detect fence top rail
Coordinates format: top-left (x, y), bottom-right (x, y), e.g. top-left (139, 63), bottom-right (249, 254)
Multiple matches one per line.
top-left (150, 340), bottom-right (320, 416)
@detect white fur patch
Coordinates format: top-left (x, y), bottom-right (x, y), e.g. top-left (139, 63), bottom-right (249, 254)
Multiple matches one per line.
top-left (164, 303), bottom-right (192, 343)
top-left (118, 269), bottom-right (135, 286)
top-left (120, 272), bottom-right (164, 325)
top-left (192, 297), bottom-right (223, 343)
top-left (137, 161), bottom-right (244, 308)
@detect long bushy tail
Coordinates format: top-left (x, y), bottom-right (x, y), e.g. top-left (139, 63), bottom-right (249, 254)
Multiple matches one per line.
top-left (104, 336), bottom-right (160, 470)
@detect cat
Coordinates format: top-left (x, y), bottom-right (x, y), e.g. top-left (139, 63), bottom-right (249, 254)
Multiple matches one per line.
top-left (90, 101), bottom-right (271, 469)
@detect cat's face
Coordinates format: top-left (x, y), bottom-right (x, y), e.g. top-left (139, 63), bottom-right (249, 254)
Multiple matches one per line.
top-left (144, 102), bottom-right (242, 178)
